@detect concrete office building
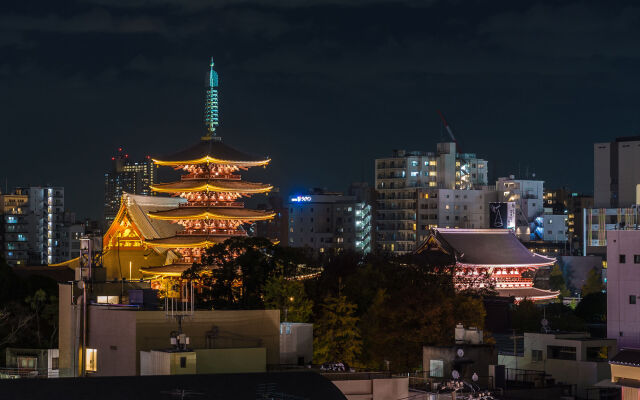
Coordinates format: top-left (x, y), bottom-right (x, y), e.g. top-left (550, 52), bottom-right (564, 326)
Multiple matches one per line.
top-left (594, 136), bottom-right (640, 208)
top-left (606, 230), bottom-right (640, 349)
top-left (288, 190), bottom-right (372, 254)
top-left (375, 142), bottom-right (489, 254)
top-left (496, 177), bottom-right (544, 241)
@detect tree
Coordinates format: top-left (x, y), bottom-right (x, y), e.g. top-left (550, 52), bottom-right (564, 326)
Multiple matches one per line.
top-left (264, 276), bottom-right (313, 322)
top-left (582, 268), bottom-right (605, 296)
top-left (549, 264), bottom-right (570, 298)
top-left (183, 237), bottom-right (311, 309)
top-left (313, 295), bottom-right (362, 365)
top-left (575, 292), bottom-right (606, 323)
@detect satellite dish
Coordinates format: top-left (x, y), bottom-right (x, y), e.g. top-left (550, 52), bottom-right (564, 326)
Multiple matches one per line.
top-left (472, 373), bottom-right (479, 382)
top-left (457, 348), bottom-right (465, 358)
top-left (452, 370), bottom-right (460, 379)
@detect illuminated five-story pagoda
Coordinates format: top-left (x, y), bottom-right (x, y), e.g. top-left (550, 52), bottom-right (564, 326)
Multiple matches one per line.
top-left (140, 58), bottom-right (275, 275)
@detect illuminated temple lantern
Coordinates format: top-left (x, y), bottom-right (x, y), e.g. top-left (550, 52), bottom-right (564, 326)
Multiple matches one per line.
top-left (416, 228), bottom-right (559, 302)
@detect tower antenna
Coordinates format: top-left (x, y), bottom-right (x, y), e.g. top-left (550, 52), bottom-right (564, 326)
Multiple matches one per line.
top-left (204, 57), bottom-right (220, 138)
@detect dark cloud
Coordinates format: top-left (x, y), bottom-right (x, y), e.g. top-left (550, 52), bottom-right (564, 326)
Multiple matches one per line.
top-left (0, 0), bottom-right (637, 219)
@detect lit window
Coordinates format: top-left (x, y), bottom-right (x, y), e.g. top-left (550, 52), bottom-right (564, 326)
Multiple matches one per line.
top-left (86, 349), bottom-right (97, 372)
top-left (429, 359), bottom-right (444, 377)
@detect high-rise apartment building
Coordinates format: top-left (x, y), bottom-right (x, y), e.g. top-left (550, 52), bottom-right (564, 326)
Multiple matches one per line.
top-left (375, 142), bottom-right (490, 254)
top-left (287, 189), bottom-right (372, 254)
top-left (15, 186), bottom-right (66, 265)
top-left (103, 148), bottom-right (156, 226)
top-left (0, 193), bottom-right (29, 265)
top-left (594, 136), bottom-right (640, 208)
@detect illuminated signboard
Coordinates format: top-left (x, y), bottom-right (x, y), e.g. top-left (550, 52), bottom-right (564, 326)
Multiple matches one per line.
top-left (489, 202), bottom-right (516, 229)
top-left (290, 196), bottom-right (312, 202)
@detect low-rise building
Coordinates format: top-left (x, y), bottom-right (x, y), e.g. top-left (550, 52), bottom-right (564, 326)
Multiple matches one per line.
top-left (280, 322), bottom-right (313, 366)
top-left (58, 282), bottom-right (281, 377)
top-left (498, 332), bottom-right (616, 398)
top-left (609, 348), bottom-right (640, 399)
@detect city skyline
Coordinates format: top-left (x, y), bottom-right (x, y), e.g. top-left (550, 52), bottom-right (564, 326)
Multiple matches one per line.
top-left (3, 1), bottom-right (639, 219)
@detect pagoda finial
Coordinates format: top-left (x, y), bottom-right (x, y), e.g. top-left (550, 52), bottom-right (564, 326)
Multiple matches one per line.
top-left (204, 57), bottom-right (220, 139)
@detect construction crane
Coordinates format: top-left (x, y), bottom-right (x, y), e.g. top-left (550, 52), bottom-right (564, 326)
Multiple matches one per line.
top-left (436, 110), bottom-right (459, 149)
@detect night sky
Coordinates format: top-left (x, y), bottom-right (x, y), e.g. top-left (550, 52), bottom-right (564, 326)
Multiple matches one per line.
top-left (1, 0), bottom-right (637, 219)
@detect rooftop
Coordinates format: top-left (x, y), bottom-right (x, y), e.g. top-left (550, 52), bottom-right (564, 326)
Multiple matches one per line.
top-left (418, 228), bottom-right (556, 267)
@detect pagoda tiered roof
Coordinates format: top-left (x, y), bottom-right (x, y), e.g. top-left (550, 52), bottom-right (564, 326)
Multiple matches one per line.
top-left (153, 137), bottom-right (270, 166)
top-left (150, 180), bottom-right (273, 194)
top-left (147, 207), bottom-right (276, 221)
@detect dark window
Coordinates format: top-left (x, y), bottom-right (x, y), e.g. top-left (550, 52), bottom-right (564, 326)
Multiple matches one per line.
top-left (547, 345), bottom-right (576, 360)
top-left (532, 350), bottom-right (543, 362)
top-left (635, 255), bottom-right (640, 264)
top-left (630, 295), bottom-right (636, 305)
top-left (180, 357), bottom-right (187, 368)
top-left (620, 254), bottom-right (626, 263)
top-left (51, 357), bottom-right (59, 370)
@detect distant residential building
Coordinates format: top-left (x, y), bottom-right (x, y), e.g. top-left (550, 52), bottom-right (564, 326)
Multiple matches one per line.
top-left (496, 176), bottom-right (544, 240)
top-left (103, 147), bottom-right (156, 227)
top-left (606, 230), bottom-right (640, 349)
top-left (15, 186), bottom-right (66, 265)
top-left (287, 189), bottom-right (371, 254)
top-left (375, 142), bottom-right (490, 254)
top-left (544, 189), bottom-right (593, 254)
top-left (583, 207), bottom-right (639, 256)
top-left (594, 136), bottom-right (640, 208)
top-left (0, 193), bottom-right (29, 265)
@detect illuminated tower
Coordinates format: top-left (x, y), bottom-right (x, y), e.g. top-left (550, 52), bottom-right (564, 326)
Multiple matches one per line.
top-left (141, 60), bottom-right (274, 269)
top-left (204, 57), bottom-right (219, 136)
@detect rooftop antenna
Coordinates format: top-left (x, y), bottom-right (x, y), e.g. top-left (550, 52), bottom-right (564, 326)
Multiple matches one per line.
top-left (204, 57), bottom-right (220, 140)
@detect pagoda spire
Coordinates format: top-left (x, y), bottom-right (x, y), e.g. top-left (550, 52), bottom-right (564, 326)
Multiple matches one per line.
top-left (204, 57), bottom-right (219, 138)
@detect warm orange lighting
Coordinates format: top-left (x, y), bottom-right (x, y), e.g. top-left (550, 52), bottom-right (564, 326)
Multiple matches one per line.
top-left (152, 156), bottom-right (271, 167)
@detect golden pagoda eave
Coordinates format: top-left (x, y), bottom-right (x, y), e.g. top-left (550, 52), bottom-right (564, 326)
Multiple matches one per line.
top-left (147, 210), bottom-right (276, 221)
top-left (152, 156), bottom-right (270, 167)
top-left (150, 182), bottom-right (273, 194)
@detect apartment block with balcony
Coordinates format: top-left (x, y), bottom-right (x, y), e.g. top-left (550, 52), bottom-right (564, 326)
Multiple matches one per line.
top-left (375, 142), bottom-right (489, 254)
top-left (0, 193), bottom-right (29, 265)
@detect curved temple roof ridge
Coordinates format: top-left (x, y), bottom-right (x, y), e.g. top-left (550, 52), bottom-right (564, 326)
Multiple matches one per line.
top-left (153, 138), bottom-right (270, 166)
top-left (416, 228), bottom-right (556, 267)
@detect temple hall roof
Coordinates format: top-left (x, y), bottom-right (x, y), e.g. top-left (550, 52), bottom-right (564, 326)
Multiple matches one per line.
top-left (148, 207), bottom-right (276, 221)
top-left (150, 180), bottom-right (273, 194)
top-left (153, 138), bottom-right (270, 166)
top-left (610, 348), bottom-right (640, 367)
top-left (417, 228), bottom-right (556, 267)
top-left (118, 193), bottom-right (187, 240)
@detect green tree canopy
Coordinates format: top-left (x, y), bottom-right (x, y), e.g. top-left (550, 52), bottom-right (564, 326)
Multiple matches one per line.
top-left (549, 264), bottom-right (570, 298)
top-left (264, 276), bottom-right (313, 322)
top-left (582, 268), bottom-right (605, 296)
top-left (313, 295), bottom-right (362, 366)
